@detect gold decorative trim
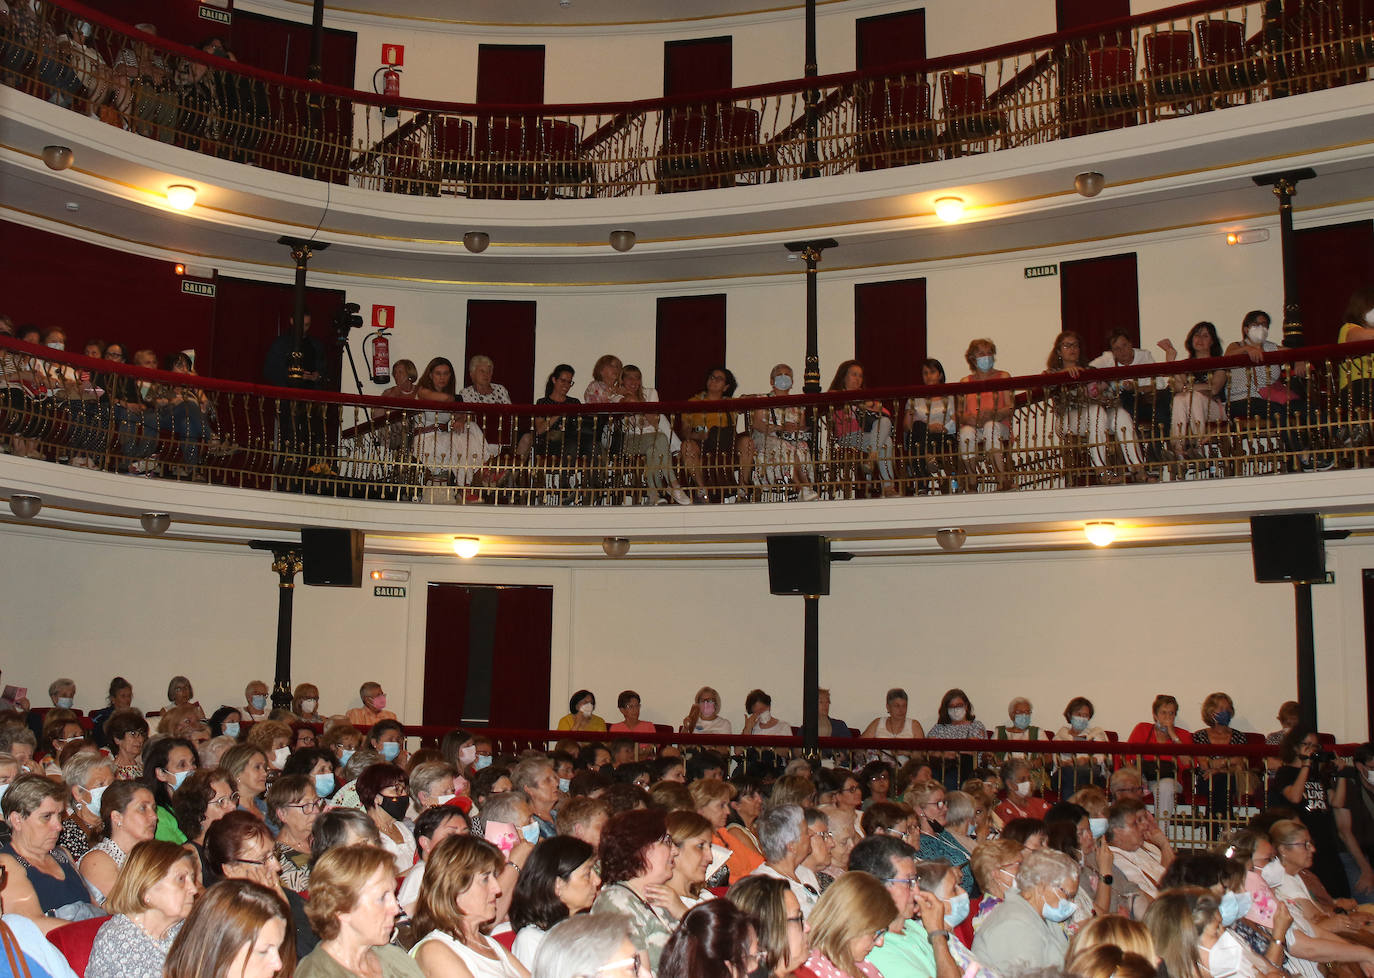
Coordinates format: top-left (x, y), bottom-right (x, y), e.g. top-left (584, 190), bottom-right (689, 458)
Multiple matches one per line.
top-left (265, 0), bottom-right (843, 28)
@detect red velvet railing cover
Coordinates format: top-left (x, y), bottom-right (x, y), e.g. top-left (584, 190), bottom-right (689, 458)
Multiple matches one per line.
top-left (46, 0), bottom-right (1263, 119)
top-left (6, 334), bottom-right (1372, 421)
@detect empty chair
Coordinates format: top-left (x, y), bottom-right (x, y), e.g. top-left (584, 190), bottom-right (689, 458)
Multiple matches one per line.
top-left (1083, 45), bottom-right (1142, 130)
top-left (857, 75), bottom-right (935, 170)
top-left (433, 116), bottom-right (473, 192)
top-left (1143, 30), bottom-right (1204, 117)
top-left (1195, 17), bottom-right (1265, 102)
top-left (939, 70), bottom-right (1003, 155)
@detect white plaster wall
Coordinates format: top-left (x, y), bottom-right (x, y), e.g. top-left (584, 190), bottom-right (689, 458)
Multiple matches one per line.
top-left (2, 524), bottom-right (1369, 740)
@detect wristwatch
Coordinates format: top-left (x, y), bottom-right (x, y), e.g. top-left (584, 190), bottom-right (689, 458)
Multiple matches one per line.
top-left (1101, 874), bottom-right (1114, 885)
top-left (927, 930), bottom-right (951, 941)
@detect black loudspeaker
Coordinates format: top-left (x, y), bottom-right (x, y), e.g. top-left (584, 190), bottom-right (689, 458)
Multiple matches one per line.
top-left (767, 534), bottom-right (831, 596)
top-left (301, 528), bottom-right (364, 587)
top-left (1251, 514), bottom-right (1325, 583)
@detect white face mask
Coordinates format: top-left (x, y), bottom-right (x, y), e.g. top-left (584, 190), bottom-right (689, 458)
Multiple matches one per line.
top-left (47, 341), bottom-right (65, 351)
top-left (1365, 769), bottom-right (1374, 787)
top-left (1247, 325), bottom-right (1269, 344)
top-left (578, 701), bottom-right (594, 717)
top-left (271, 746), bottom-right (290, 770)
top-left (1204, 930), bottom-right (1245, 978)
top-left (85, 784), bottom-right (109, 813)
top-left (757, 710), bottom-right (772, 725)
top-left (1015, 780), bottom-right (1032, 796)
top-left (435, 793), bottom-right (457, 807)
top-left (301, 698), bottom-right (317, 714)
top-left (1366, 309), bottom-right (1374, 327)
top-left (1260, 857), bottom-right (1286, 888)
top-left (948, 707), bottom-right (967, 722)
top-left (458, 744), bottom-right (477, 767)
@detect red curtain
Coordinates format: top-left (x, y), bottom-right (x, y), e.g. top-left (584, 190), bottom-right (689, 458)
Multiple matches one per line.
top-left (1056, 0), bottom-right (1131, 30)
top-left (476, 45), bottom-right (546, 104)
top-left (856, 9), bottom-right (926, 70)
top-left (464, 300), bottom-right (537, 403)
top-left (664, 37), bottom-right (732, 96)
top-left (423, 584), bottom-right (552, 729)
top-left (224, 10), bottom-right (356, 86)
top-left (0, 219), bottom-right (215, 367)
top-left (1059, 253), bottom-right (1140, 360)
top-left (1296, 220), bottom-right (1374, 347)
top-left (94, 1), bottom-right (235, 48)
top-left (655, 295), bottom-right (727, 400)
top-left (211, 278), bottom-right (346, 385)
top-left (854, 279), bottom-right (928, 389)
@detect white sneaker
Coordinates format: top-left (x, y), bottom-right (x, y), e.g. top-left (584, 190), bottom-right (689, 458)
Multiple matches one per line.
top-left (799, 487), bottom-right (819, 502)
top-left (670, 487), bottom-right (693, 505)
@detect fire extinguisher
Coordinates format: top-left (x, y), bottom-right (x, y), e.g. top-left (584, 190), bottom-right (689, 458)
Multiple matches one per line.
top-left (373, 66), bottom-right (401, 118)
top-left (365, 329), bottom-right (391, 385)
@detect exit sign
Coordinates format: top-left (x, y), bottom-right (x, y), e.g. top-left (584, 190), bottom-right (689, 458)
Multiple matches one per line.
top-left (181, 280), bottom-right (216, 297)
top-left (374, 585), bottom-right (406, 598)
top-left (1024, 263), bottom-right (1059, 279)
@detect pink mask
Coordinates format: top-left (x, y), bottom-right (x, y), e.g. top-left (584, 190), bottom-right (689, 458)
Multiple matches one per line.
top-left (699, 701), bottom-right (717, 719)
top-left (371, 694), bottom-right (387, 710)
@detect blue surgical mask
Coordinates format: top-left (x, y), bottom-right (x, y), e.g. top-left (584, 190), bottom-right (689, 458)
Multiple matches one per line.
top-left (1219, 889), bottom-right (1252, 926)
top-left (1213, 709), bottom-right (1234, 726)
top-left (165, 769), bottom-right (190, 790)
top-left (56, 696), bottom-right (74, 709)
top-left (338, 748), bottom-right (355, 767)
top-left (773, 373), bottom-right (793, 391)
top-left (558, 778), bottom-right (571, 793)
top-left (520, 821), bottom-right (542, 844)
top-left (85, 784), bottom-right (108, 813)
top-left (1041, 893), bottom-right (1077, 922)
top-left (1089, 817), bottom-right (1108, 839)
top-left (1013, 713), bottom-right (1032, 730)
top-left (0, 783), bottom-right (9, 805)
top-left (976, 355), bottom-right (995, 372)
top-left (251, 694), bottom-right (266, 711)
top-left (475, 754), bottom-right (493, 771)
top-left (1070, 716), bottom-right (1090, 733)
top-left (315, 773), bottom-right (336, 798)
top-left (944, 891), bottom-right (971, 928)
top-left (222, 722), bottom-right (241, 739)
top-left (380, 741), bottom-right (401, 762)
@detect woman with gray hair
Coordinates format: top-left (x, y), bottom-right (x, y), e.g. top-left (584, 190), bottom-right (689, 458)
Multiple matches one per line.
top-left (916, 789), bottom-right (982, 902)
top-left (461, 353), bottom-right (535, 463)
top-left (749, 803), bottom-right (821, 918)
top-left (1, 774), bottom-right (92, 918)
top-left (57, 749), bottom-right (115, 860)
top-left (972, 848), bottom-right (1079, 973)
top-left (751, 364), bottom-right (819, 501)
top-left (531, 913), bottom-right (638, 978)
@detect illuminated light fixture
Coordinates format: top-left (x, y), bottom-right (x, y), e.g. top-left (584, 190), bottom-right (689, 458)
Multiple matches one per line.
top-left (1084, 521), bottom-right (1117, 547)
top-left (602, 536), bottom-right (631, 558)
top-left (452, 536), bottom-right (481, 559)
top-left (370, 569), bottom-right (411, 582)
top-left (608, 229), bottom-right (636, 252)
top-left (935, 528), bottom-right (967, 552)
top-left (1226, 228), bottom-right (1270, 246)
top-left (462, 231), bottom-right (490, 253)
top-left (165, 184), bottom-right (197, 210)
top-left (933, 196), bottom-right (965, 223)
top-left (8, 494), bottom-right (41, 519)
top-left (139, 513), bottom-right (171, 535)
top-left (173, 263), bottom-right (186, 276)
top-left (1074, 171), bottom-right (1105, 197)
top-left (41, 145), bottom-right (73, 170)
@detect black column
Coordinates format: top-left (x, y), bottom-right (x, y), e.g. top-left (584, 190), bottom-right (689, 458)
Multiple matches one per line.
top-left (251, 541), bottom-right (303, 711)
top-left (784, 238), bottom-right (838, 395)
top-left (1251, 168), bottom-right (1315, 349)
top-left (307, 0), bottom-right (325, 83)
top-left (277, 237), bottom-right (331, 385)
top-left (802, 595), bottom-right (820, 751)
top-left (1295, 582), bottom-right (1318, 732)
top-left (803, 0), bottom-right (819, 179)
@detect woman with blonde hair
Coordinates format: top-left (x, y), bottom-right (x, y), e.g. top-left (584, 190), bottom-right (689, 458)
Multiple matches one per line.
top-left (802, 871), bottom-right (894, 978)
top-left (87, 840), bottom-right (199, 978)
top-left (682, 686), bottom-right (732, 736)
top-left (298, 845), bottom-right (423, 978)
top-left (1143, 887), bottom-right (1216, 978)
top-left (692, 778), bottom-right (764, 882)
top-left (1067, 913), bottom-right (1156, 961)
top-left (666, 810), bottom-right (718, 908)
top-left (617, 364), bottom-right (692, 505)
top-left (246, 720), bottom-right (294, 772)
top-left (164, 879), bottom-right (294, 978)
top-left (411, 835), bottom-right (529, 978)
top-left (1067, 945), bottom-right (1158, 978)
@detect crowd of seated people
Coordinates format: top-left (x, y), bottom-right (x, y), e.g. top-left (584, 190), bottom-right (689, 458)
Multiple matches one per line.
top-left (6, 666), bottom-right (1374, 978)
top-left (5, 294), bottom-right (1374, 500)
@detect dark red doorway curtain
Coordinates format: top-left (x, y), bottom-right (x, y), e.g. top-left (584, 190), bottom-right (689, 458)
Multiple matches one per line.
top-left (655, 295), bottom-right (727, 400)
top-left (1059, 253), bottom-right (1140, 360)
top-left (1295, 220), bottom-right (1374, 348)
top-left (855, 9), bottom-right (926, 69)
top-left (96, 1), bottom-right (235, 48)
top-left (476, 45), bottom-right (546, 104)
top-left (854, 279), bottom-right (927, 389)
top-left (211, 278), bottom-right (345, 385)
top-left (464, 300), bottom-right (536, 403)
top-left (664, 37), bottom-right (732, 96)
top-left (0, 220), bottom-right (215, 367)
top-left (1056, 0), bottom-right (1131, 29)
top-left (423, 584), bottom-right (553, 729)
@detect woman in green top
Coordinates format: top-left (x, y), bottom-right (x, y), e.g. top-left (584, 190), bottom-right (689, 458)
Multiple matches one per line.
top-left (143, 737), bottom-right (198, 844)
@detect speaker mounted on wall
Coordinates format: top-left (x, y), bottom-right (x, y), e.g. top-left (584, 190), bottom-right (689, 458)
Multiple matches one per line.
top-left (766, 534), bottom-right (831, 595)
top-left (1250, 513), bottom-right (1325, 583)
top-left (301, 527), bottom-right (365, 587)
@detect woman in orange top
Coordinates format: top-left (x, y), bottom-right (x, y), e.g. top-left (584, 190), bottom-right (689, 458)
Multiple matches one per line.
top-left (690, 778), bottom-right (764, 884)
top-left (956, 338), bottom-right (1015, 490)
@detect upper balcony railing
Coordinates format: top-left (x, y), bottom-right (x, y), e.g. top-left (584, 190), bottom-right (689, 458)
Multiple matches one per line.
top-left (4, 335), bottom-right (1373, 505)
top-left (6, 0), bottom-right (1373, 199)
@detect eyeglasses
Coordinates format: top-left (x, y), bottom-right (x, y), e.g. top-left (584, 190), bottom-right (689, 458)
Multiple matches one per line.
top-left (871, 927), bottom-right (888, 941)
top-left (785, 913), bottom-right (806, 925)
top-left (210, 792), bottom-right (239, 808)
top-left (708, 374), bottom-right (727, 382)
top-left (231, 853), bottom-right (279, 866)
top-left (1280, 840), bottom-right (1315, 850)
top-left (285, 800), bottom-right (324, 813)
top-left (591, 954), bottom-right (643, 978)
top-left (925, 800), bottom-right (948, 809)
top-left (814, 831), bottom-right (834, 840)
top-left (882, 828), bottom-right (910, 841)
top-left (883, 877), bottom-right (919, 888)
top-left (658, 833), bottom-right (678, 848)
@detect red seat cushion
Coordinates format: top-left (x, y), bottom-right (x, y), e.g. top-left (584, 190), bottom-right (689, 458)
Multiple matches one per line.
top-left (47, 916), bottom-right (111, 977)
top-left (493, 929), bottom-right (517, 951)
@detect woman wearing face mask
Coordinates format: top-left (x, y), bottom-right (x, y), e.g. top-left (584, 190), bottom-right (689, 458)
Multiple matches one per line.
top-left (728, 875), bottom-right (812, 978)
top-left (246, 721), bottom-right (293, 775)
top-left (1192, 692), bottom-right (1252, 835)
top-left (1128, 694), bottom-right (1191, 828)
top-left (827, 359), bottom-right (899, 498)
top-left (994, 698), bottom-right (1046, 778)
top-left (970, 838), bottom-right (1024, 926)
top-left (972, 848), bottom-right (1078, 972)
top-left (1225, 310), bottom-right (1329, 472)
top-left (1218, 829), bottom-right (1296, 974)
top-left (956, 338), bottom-right (1015, 492)
top-left (57, 751), bottom-right (114, 860)
top-left (927, 689), bottom-right (986, 790)
top-left (243, 681), bottom-right (270, 723)
top-left (752, 364), bottom-right (820, 502)
top-left (208, 707), bottom-right (243, 742)
top-left (682, 686), bottom-right (733, 735)
top-left (354, 763), bottom-right (415, 874)
top-left (366, 718), bottom-right (409, 768)
top-left (1269, 728), bottom-right (1352, 900)
top-left (1044, 805), bottom-right (1115, 922)
top-left (558, 690), bottom-right (608, 733)
top-left (995, 758), bottom-right (1049, 823)
top-left (292, 684), bottom-right (323, 724)
top-left (1159, 851), bottom-right (1284, 978)
top-left (509, 835), bottom-right (601, 967)
top-left (742, 690), bottom-right (791, 778)
top-left (141, 737), bottom-right (198, 844)
top-left (1143, 888), bottom-right (1218, 978)
top-left (913, 857), bottom-right (994, 977)
top-left (79, 781), bottom-right (159, 904)
top-left (915, 789), bottom-right (981, 903)
top-left (1053, 697), bottom-right (1108, 799)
